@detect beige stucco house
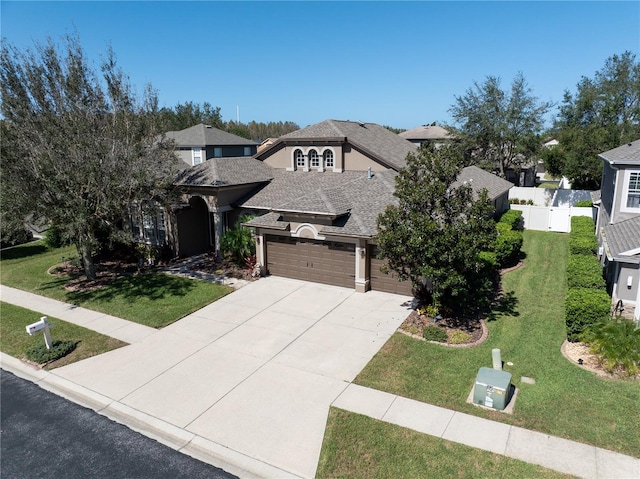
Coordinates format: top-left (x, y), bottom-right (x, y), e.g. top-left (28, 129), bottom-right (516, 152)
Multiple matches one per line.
top-left (137, 120), bottom-right (513, 295)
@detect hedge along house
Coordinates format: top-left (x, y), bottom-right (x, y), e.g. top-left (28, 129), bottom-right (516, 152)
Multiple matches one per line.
top-left (239, 120), bottom-right (513, 295)
top-left (595, 139), bottom-right (640, 320)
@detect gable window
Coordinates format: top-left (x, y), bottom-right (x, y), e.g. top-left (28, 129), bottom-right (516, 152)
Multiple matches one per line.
top-left (294, 149), bottom-right (305, 168)
top-left (309, 149), bottom-right (319, 168)
top-left (192, 148), bottom-right (202, 166)
top-left (214, 147), bottom-right (223, 158)
top-left (323, 150), bottom-right (334, 168)
top-left (626, 172), bottom-right (640, 209)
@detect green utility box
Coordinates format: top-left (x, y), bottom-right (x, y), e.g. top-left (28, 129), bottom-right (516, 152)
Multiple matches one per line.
top-left (473, 367), bottom-right (512, 411)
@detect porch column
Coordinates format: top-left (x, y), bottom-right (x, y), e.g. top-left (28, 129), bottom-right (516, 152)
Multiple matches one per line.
top-left (211, 206), bottom-right (232, 259)
top-left (355, 240), bottom-right (369, 293)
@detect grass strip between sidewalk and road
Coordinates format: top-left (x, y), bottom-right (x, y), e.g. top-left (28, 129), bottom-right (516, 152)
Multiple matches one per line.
top-left (0, 241), bottom-right (233, 328)
top-left (0, 302), bottom-right (127, 369)
top-left (354, 231), bottom-right (640, 458)
top-left (317, 408), bottom-right (575, 479)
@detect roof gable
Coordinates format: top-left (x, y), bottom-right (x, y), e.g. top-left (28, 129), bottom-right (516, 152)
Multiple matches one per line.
top-left (262, 120), bottom-right (417, 170)
top-left (453, 165), bottom-right (513, 199)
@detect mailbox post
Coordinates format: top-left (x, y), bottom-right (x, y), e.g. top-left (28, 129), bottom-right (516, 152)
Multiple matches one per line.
top-left (26, 316), bottom-right (53, 349)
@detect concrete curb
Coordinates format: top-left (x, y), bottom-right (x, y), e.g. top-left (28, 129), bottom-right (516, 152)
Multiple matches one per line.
top-left (0, 353), bottom-right (301, 479)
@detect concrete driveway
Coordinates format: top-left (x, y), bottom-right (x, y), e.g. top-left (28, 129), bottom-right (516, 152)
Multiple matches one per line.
top-left (53, 277), bottom-right (413, 478)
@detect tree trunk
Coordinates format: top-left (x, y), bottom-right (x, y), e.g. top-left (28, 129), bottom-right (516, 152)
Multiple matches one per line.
top-left (77, 240), bottom-right (96, 280)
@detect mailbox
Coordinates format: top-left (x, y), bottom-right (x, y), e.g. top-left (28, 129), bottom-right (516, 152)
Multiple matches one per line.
top-left (25, 316), bottom-right (53, 349)
top-left (26, 317), bottom-right (49, 335)
top-left (473, 367), bottom-right (512, 411)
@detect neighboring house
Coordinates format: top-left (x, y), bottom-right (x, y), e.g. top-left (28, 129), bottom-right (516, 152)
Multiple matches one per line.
top-left (595, 139), bottom-right (640, 320)
top-left (165, 123), bottom-right (258, 167)
top-left (238, 119), bottom-right (512, 295)
top-left (399, 125), bottom-right (453, 148)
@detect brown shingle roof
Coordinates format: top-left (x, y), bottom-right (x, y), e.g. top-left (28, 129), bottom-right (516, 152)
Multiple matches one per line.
top-left (166, 123), bottom-right (257, 147)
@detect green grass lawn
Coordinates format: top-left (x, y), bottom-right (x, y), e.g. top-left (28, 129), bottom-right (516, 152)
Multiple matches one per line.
top-left (538, 181), bottom-right (559, 189)
top-left (317, 409), bottom-right (575, 479)
top-left (0, 241), bottom-right (233, 327)
top-left (354, 231), bottom-right (640, 457)
top-left (0, 302), bottom-right (126, 369)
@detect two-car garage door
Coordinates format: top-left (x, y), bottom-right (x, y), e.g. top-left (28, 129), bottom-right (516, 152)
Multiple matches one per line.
top-left (265, 235), bottom-right (356, 288)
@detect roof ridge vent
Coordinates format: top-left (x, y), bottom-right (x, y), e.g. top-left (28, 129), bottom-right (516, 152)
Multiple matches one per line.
top-left (358, 120), bottom-right (366, 127)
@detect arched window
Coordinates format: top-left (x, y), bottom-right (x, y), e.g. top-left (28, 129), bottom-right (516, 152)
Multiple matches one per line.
top-left (309, 149), bottom-right (319, 168)
top-left (294, 149), bottom-right (305, 168)
top-left (323, 150), bottom-right (334, 168)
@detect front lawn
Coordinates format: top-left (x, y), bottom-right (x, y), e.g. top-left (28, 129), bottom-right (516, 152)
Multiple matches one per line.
top-left (0, 302), bottom-right (126, 369)
top-left (355, 231), bottom-right (640, 457)
top-left (317, 409), bottom-right (574, 479)
top-left (0, 241), bottom-right (233, 328)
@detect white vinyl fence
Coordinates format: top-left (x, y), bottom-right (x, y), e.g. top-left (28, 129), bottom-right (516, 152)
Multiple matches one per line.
top-left (508, 187), bottom-right (596, 233)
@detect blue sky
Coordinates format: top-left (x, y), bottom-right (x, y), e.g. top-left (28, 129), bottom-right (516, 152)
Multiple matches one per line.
top-left (2, 1), bottom-right (639, 130)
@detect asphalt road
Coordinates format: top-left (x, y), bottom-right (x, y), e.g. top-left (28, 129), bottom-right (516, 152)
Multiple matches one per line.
top-left (1, 369), bottom-right (237, 479)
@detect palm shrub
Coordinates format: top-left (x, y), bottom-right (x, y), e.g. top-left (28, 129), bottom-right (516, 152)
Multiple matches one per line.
top-left (581, 318), bottom-right (640, 376)
top-left (220, 215), bottom-right (256, 265)
top-left (565, 288), bottom-right (611, 341)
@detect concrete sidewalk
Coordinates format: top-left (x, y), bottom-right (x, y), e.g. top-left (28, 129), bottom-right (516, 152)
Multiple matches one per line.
top-left (1, 283), bottom-right (638, 479)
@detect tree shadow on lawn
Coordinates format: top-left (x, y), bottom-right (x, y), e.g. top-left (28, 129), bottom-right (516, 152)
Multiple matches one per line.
top-left (0, 243), bottom-right (48, 260)
top-left (486, 290), bottom-right (519, 322)
top-left (65, 273), bottom-right (196, 304)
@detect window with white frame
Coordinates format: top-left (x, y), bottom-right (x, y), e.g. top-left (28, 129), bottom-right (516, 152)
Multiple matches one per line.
top-left (294, 149), bottom-right (305, 168)
top-left (192, 148), bottom-right (202, 165)
top-left (323, 150), bottom-right (334, 168)
top-left (309, 149), bottom-right (319, 168)
top-left (626, 171), bottom-right (640, 209)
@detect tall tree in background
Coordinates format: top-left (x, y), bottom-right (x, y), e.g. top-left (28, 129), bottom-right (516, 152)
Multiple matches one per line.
top-left (1, 34), bottom-right (177, 279)
top-left (449, 72), bottom-right (551, 181)
top-left (158, 101), bottom-right (224, 131)
top-left (553, 51), bottom-right (640, 189)
top-left (376, 144), bottom-right (496, 313)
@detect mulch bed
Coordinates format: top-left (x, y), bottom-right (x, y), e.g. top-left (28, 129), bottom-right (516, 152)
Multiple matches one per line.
top-left (399, 310), bottom-right (487, 347)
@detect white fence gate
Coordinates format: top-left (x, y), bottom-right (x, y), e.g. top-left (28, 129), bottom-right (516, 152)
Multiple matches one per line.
top-left (509, 205), bottom-right (594, 233)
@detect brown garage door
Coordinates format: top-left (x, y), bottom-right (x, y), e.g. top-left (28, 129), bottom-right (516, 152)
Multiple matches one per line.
top-left (369, 246), bottom-right (413, 296)
top-left (265, 235), bottom-right (355, 288)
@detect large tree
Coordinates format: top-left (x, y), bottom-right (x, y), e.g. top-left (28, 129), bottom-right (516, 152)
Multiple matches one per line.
top-left (553, 51), bottom-right (640, 189)
top-left (158, 101), bottom-right (224, 131)
top-left (449, 72), bottom-right (552, 181)
top-left (376, 144), bottom-right (497, 313)
top-left (1, 34), bottom-right (177, 279)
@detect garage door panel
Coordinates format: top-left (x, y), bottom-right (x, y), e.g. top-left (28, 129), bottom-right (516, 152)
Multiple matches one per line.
top-left (369, 247), bottom-right (413, 296)
top-left (266, 236), bottom-right (355, 289)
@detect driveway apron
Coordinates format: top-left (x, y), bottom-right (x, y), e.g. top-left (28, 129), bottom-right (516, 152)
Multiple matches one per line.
top-left (52, 277), bottom-right (413, 478)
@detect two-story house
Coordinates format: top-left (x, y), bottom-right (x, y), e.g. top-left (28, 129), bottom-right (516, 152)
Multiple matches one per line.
top-left (595, 139), bottom-right (640, 320)
top-left (239, 119), bottom-right (513, 295)
top-left (137, 119), bottom-right (513, 295)
top-left (166, 123), bottom-right (258, 167)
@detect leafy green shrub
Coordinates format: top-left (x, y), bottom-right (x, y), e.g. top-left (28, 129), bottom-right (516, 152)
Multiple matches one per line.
top-left (565, 288), bottom-right (611, 342)
top-left (498, 210), bottom-right (524, 231)
top-left (570, 216), bottom-right (595, 237)
top-left (449, 330), bottom-right (472, 344)
top-left (44, 224), bottom-right (70, 248)
top-left (581, 318), bottom-right (640, 376)
top-left (423, 325), bottom-right (447, 342)
top-left (566, 255), bottom-right (605, 289)
top-left (220, 215), bottom-right (256, 265)
top-left (574, 200), bottom-right (593, 207)
top-left (568, 235), bottom-right (598, 256)
top-left (478, 250), bottom-right (498, 270)
top-left (493, 229), bottom-right (523, 267)
top-left (26, 340), bottom-right (76, 364)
